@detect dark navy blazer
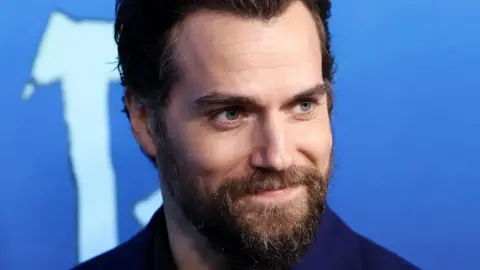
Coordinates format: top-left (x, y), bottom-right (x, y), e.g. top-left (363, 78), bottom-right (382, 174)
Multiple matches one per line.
top-left (74, 206), bottom-right (419, 270)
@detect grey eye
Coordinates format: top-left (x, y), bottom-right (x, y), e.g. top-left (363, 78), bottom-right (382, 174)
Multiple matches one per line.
top-left (219, 109), bottom-right (240, 121)
top-left (299, 101), bottom-right (312, 112)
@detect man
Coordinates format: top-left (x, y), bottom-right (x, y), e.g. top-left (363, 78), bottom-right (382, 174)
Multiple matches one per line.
top-left (75, 0), bottom-right (419, 269)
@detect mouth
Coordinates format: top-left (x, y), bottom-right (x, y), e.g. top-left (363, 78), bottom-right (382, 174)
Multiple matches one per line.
top-left (244, 185), bottom-right (305, 204)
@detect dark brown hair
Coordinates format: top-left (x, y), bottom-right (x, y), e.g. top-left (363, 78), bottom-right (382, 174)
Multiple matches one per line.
top-left (114, 0), bottom-right (334, 114)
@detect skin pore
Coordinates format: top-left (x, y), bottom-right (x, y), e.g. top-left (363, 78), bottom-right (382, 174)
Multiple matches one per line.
top-left (126, 1), bottom-right (333, 269)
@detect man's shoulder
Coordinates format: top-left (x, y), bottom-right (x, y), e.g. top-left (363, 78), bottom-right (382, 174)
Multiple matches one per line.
top-left (72, 207), bottom-right (175, 270)
top-left (299, 208), bottom-right (419, 270)
top-left (72, 225), bottom-right (153, 270)
top-left (72, 242), bottom-right (131, 270)
top-left (356, 234), bottom-right (419, 270)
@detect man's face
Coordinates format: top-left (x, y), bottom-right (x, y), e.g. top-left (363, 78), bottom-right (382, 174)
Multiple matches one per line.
top-left (145, 2), bottom-right (331, 268)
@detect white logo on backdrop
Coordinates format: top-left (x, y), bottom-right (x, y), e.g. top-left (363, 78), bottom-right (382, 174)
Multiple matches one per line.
top-left (23, 11), bottom-right (163, 263)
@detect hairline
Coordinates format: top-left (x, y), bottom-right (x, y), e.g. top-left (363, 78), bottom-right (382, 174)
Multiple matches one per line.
top-left (149, 4), bottom-right (330, 113)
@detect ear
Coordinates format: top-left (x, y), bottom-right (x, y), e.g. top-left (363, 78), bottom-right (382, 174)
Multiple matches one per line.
top-left (124, 89), bottom-right (157, 158)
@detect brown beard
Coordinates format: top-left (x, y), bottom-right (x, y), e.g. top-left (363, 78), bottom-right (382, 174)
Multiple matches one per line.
top-left (158, 134), bottom-right (331, 270)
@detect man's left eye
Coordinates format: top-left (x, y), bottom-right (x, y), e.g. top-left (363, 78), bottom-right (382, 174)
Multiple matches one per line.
top-left (216, 109), bottom-right (241, 121)
top-left (293, 101), bottom-right (314, 113)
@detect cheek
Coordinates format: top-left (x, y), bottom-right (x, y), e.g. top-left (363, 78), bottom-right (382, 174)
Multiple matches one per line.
top-left (165, 100), bottom-right (252, 193)
top-left (290, 116), bottom-right (332, 170)
top-left (175, 122), bottom-right (252, 183)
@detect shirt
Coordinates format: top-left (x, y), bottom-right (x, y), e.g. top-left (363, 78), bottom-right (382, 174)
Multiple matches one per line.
top-left (74, 206), bottom-right (419, 270)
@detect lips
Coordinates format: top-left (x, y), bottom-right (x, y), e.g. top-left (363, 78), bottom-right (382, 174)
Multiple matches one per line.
top-left (252, 184), bottom-right (292, 195)
top-left (244, 186), bottom-right (305, 204)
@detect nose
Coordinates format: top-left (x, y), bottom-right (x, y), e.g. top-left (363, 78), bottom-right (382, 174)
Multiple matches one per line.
top-left (250, 115), bottom-right (293, 172)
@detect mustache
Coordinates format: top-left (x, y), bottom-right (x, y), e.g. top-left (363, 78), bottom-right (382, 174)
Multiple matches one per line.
top-left (216, 166), bottom-right (324, 199)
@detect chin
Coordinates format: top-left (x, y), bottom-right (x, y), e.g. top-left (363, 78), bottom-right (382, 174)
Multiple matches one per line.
top-left (235, 193), bottom-right (311, 236)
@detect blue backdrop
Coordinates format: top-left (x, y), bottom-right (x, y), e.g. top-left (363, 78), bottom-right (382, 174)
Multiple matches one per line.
top-left (1, 0), bottom-right (479, 269)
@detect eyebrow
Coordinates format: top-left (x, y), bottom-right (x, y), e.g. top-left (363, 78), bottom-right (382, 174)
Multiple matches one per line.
top-left (192, 83), bottom-right (327, 110)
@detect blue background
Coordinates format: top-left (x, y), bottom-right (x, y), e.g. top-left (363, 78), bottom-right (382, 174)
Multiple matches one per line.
top-left (1, 0), bottom-right (479, 269)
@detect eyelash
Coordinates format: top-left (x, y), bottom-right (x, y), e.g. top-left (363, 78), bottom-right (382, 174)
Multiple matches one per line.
top-left (209, 98), bottom-right (321, 125)
top-left (296, 98), bottom-right (321, 109)
top-left (208, 106), bottom-right (245, 126)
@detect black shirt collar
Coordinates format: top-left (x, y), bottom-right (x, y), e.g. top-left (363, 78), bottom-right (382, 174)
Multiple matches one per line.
top-left (150, 207), bottom-right (176, 270)
top-left (149, 206), bottom-right (361, 270)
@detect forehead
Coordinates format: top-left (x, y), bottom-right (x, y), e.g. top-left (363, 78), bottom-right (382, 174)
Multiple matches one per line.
top-left (173, 1), bottom-right (323, 103)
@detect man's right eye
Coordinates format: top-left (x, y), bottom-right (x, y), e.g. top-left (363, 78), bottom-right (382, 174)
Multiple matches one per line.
top-left (216, 108), bottom-right (241, 121)
top-left (208, 107), bottom-right (247, 130)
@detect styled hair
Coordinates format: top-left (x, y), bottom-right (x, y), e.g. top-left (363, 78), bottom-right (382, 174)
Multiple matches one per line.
top-left (114, 0), bottom-right (334, 115)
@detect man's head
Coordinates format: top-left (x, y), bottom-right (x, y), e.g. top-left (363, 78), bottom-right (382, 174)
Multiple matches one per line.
top-left (115, 0), bottom-right (334, 268)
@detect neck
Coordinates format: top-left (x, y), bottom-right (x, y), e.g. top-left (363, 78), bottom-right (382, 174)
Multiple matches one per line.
top-left (162, 195), bottom-right (227, 270)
